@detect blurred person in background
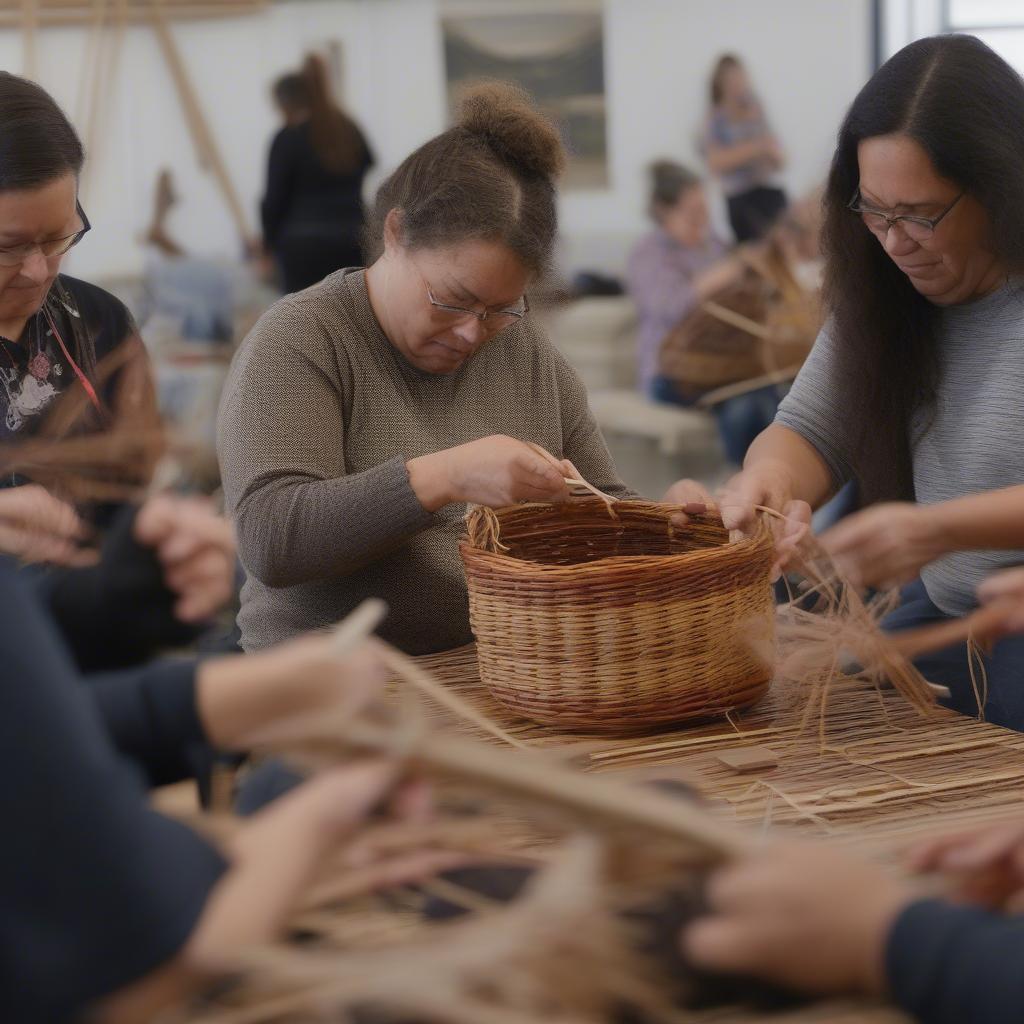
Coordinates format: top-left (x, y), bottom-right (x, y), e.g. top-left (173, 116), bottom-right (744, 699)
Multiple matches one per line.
top-left (702, 54), bottom-right (787, 243)
top-left (261, 54), bottom-right (374, 293)
top-left (627, 160), bottom-right (786, 465)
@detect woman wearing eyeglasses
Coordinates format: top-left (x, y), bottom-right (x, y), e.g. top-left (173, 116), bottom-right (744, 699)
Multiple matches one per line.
top-left (667, 34), bottom-right (1024, 728)
top-left (218, 83), bottom-right (632, 656)
top-left (0, 72), bottom-right (238, 664)
top-left (0, 101), bottom-right (118, 443)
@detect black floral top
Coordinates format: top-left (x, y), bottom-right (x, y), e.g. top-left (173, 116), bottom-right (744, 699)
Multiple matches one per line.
top-left (0, 275), bottom-right (142, 442)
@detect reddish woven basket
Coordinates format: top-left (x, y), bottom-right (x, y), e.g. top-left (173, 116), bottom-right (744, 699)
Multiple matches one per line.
top-left (459, 499), bottom-right (775, 734)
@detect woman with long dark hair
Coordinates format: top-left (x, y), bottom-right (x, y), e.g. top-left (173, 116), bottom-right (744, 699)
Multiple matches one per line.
top-left (671, 34), bottom-right (1024, 728)
top-left (261, 54), bottom-right (374, 292)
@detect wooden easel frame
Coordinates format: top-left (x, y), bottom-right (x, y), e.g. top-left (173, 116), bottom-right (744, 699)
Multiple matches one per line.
top-left (14, 0), bottom-right (264, 241)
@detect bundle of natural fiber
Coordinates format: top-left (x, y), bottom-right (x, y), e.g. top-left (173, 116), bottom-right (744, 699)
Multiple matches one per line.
top-left (173, 608), bottom-right (938, 1024)
top-left (756, 511), bottom-right (940, 737)
top-left (460, 500), bottom-right (775, 734)
top-left (0, 341), bottom-right (167, 503)
top-left (179, 632), bottom-right (778, 1024)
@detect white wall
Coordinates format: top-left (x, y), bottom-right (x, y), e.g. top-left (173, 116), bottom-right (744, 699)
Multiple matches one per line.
top-left (0, 0), bottom-right (871, 281)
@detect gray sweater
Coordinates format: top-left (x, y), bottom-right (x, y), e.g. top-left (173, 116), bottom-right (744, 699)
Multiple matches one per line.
top-left (777, 281), bottom-right (1024, 616)
top-left (217, 269), bottom-right (630, 654)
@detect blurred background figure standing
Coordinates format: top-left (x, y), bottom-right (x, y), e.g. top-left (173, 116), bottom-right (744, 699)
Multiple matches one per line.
top-left (261, 54), bottom-right (374, 293)
top-left (702, 54), bottom-right (787, 243)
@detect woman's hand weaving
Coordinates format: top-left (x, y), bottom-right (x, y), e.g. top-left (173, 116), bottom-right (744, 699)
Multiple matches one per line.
top-left (407, 435), bottom-right (570, 511)
top-left (819, 502), bottom-right (948, 591)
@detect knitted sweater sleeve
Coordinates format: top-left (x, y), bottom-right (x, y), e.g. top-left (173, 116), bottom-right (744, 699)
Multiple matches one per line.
top-left (217, 299), bottom-right (433, 588)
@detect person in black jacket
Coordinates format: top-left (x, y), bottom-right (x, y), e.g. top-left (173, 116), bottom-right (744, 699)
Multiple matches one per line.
top-left (262, 54), bottom-right (374, 293)
top-left (0, 554), bottom-right (441, 1023)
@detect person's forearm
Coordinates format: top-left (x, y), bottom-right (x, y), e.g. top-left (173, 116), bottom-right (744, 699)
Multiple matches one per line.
top-left (922, 485), bottom-right (1024, 553)
top-left (186, 777), bottom-right (344, 950)
top-left (886, 899), bottom-right (1024, 1024)
top-left (692, 258), bottom-right (742, 302)
top-left (234, 457), bottom-right (434, 587)
top-left (707, 138), bottom-right (767, 174)
top-left (406, 450), bottom-right (453, 513)
top-left (97, 773), bottom-right (367, 1024)
top-left (743, 424), bottom-right (835, 509)
top-left (89, 660), bottom-right (204, 786)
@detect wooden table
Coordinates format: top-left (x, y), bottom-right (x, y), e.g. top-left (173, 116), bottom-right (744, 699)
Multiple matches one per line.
top-left (409, 644), bottom-right (1024, 1023)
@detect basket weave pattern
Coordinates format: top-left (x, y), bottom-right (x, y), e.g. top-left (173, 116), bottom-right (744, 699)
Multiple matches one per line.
top-left (460, 500), bottom-right (775, 733)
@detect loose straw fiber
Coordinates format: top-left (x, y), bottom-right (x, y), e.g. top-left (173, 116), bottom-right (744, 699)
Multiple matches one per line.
top-left (460, 500), bottom-right (775, 733)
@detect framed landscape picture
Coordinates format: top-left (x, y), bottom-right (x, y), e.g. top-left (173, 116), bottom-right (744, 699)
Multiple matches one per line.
top-left (442, 0), bottom-right (609, 189)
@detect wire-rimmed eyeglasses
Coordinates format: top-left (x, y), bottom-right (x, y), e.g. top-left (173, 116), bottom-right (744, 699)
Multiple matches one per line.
top-left (848, 188), bottom-right (964, 242)
top-left (426, 285), bottom-right (529, 329)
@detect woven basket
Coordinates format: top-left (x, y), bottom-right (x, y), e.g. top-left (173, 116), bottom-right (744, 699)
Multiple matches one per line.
top-left (459, 499), bottom-right (775, 734)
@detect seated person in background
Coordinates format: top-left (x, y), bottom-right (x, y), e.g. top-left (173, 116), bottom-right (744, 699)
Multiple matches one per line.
top-left (219, 83), bottom-right (633, 658)
top-left (627, 160), bottom-right (798, 465)
top-left (140, 169), bottom-right (236, 345)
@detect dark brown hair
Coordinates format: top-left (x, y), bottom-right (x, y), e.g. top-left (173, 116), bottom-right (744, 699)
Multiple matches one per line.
top-left (710, 54), bottom-right (743, 106)
top-left (647, 160), bottom-right (701, 221)
top-left (365, 81), bottom-right (566, 275)
top-left (821, 33), bottom-right (1024, 504)
top-left (301, 54), bottom-right (369, 177)
top-left (272, 72), bottom-right (308, 113)
top-left (0, 72), bottom-right (84, 189)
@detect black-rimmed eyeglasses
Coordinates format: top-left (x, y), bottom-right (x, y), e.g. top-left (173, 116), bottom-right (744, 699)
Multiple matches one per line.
top-left (0, 200), bottom-right (91, 268)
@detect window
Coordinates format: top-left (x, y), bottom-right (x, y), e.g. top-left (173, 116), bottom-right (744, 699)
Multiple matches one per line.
top-left (945, 0), bottom-right (1024, 73)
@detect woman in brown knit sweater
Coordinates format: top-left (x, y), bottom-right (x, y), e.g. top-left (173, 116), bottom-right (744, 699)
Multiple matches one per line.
top-left (218, 84), bottom-right (633, 655)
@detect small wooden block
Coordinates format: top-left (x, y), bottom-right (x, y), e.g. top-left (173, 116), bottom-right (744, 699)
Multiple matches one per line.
top-left (714, 745), bottom-right (779, 774)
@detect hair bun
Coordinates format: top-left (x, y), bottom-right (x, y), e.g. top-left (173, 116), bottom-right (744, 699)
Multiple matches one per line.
top-left (457, 80), bottom-right (566, 179)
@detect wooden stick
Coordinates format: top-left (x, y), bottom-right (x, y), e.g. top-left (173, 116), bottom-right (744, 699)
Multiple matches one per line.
top-left (701, 299), bottom-right (773, 340)
top-left (378, 643), bottom-right (530, 751)
top-left (21, 0), bottom-right (38, 77)
top-left (325, 600), bottom-right (529, 751)
top-left (75, 0), bottom-right (108, 129)
top-left (523, 441), bottom-right (618, 508)
top-left (696, 363), bottom-right (803, 410)
top-left (331, 598), bottom-right (388, 655)
top-left (888, 603), bottom-right (1011, 661)
top-left (252, 692), bottom-right (750, 861)
top-left (149, 1), bottom-right (251, 240)
top-left (0, 0), bottom-right (267, 25)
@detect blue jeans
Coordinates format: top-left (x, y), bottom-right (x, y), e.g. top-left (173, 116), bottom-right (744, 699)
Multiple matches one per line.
top-left (650, 375), bottom-right (782, 466)
top-left (883, 579), bottom-right (1024, 731)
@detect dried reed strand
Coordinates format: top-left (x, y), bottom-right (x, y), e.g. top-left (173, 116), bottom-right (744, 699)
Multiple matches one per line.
top-left (523, 440), bottom-right (619, 514)
top-left (751, 504), bottom-right (938, 724)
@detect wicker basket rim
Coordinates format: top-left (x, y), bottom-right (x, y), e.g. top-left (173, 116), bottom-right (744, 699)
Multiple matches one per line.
top-left (460, 501), bottom-right (773, 574)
